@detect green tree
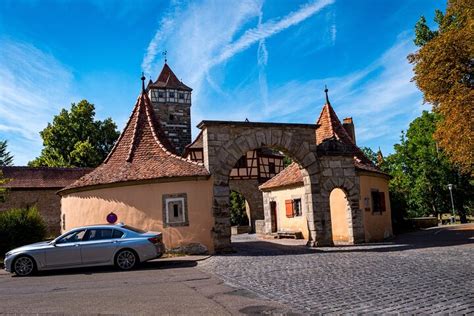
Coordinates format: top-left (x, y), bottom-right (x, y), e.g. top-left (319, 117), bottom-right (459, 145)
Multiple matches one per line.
top-left (230, 191), bottom-right (249, 226)
top-left (408, 0), bottom-right (473, 174)
top-left (361, 147), bottom-right (378, 165)
top-left (0, 171), bottom-right (9, 203)
top-left (29, 100), bottom-right (120, 168)
top-left (0, 140), bottom-right (14, 166)
top-left (384, 111), bottom-right (472, 222)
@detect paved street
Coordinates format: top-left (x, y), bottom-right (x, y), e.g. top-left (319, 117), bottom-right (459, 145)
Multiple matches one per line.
top-left (0, 257), bottom-right (292, 315)
top-left (1, 225), bottom-right (472, 315)
top-left (199, 224), bottom-right (474, 314)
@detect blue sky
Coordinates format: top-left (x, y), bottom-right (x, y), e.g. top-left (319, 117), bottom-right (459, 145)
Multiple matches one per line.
top-left (0, 0), bottom-right (444, 165)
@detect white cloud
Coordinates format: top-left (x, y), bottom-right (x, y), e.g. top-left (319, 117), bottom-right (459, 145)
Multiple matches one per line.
top-left (0, 39), bottom-right (75, 165)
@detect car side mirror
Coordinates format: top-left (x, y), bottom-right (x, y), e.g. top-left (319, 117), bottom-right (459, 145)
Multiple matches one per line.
top-left (51, 240), bottom-right (57, 246)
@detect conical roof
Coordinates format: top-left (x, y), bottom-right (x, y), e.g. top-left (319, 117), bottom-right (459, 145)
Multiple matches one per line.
top-left (148, 63), bottom-right (192, 91)
top-left (316, 102), bottom-right (377, 170)
top-left (60, 92), bottom-right (208, 194)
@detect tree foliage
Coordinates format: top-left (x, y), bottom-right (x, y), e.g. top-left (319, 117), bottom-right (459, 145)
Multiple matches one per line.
top-left (0, 140), bottom-right (14, 166)
top-left (230, 190), bottom-right (249, 226)
top-left (0, 171), bottom-right (9, 203)
top-left (29, 100), bottom-right (120, 168)
top-left (408, 0), bottom-right (474, 174)
top-left (383, 111), bottom-right (472, 221)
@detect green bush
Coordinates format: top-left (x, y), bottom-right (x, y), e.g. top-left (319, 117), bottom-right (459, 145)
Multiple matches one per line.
top-left (230, 191), bottom-right (249, 226)
top-left (0, 206), bottom-right (47, 255)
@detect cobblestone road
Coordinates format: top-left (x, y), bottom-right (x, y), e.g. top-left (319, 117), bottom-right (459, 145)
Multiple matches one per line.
top-left (199, 225), bottom-right (474, 314)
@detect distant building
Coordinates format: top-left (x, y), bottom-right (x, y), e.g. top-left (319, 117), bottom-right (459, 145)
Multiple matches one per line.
top-left (0, 167), bottom-right (92, 235)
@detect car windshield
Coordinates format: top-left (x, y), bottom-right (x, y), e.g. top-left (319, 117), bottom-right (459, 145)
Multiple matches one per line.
top-left (122, 225), bottom-right (146, 234)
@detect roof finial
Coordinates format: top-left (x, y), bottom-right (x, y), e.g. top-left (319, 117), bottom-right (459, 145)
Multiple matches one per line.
top-left (162, 50), bottom-right (168, 64)
top-left (141, 72), bottom-right (146, 93)
top-left (324, 85), bottom-right (330, 105)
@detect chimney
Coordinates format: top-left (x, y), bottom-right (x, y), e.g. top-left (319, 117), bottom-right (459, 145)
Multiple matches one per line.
top-left (343, 117), bottom-right (356, 144)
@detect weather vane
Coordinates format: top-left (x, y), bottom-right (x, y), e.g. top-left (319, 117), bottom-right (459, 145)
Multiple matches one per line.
top-left (162, 50), bottom-right (168, 63)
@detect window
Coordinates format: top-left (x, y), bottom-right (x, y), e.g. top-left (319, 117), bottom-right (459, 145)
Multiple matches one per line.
top-left (169, 114), bottom-right (175, 121)
top-left (178, 93), bottom-right (185, 99)
top-left (158, 91), bottom-right (164, 98)
top-left (57, 229), bottom-right (86, 244)
top-left (268, 162), bottom-right (276, 174)
top-left (235, 155), bottom-right (247, 168)
top-left (163, 193), bottom-right (189, 227)
top-left (122, 225), bottom-right (146, 234)
top-left (169, 92), bottom-right (175, 98)
top-left (293, 199), bottom-right (302, 216)
top-left (112, 229), bottom-right (124, 238)
top-left (85, 229), bottom-right (113, 241)
top-left (371, 190), bottom-right (386, 213)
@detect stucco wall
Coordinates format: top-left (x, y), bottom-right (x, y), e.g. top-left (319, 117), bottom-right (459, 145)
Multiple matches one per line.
top-left (61, 179), bottom-right (215, 253)
top-left (263, 186), bottom-right (309, 238)
top-left (0, 189), bottom-right (61, 235)
top-left (359, 174), bottom-right (393, 242)
top-left (329, 188), bottom-right (350, 243)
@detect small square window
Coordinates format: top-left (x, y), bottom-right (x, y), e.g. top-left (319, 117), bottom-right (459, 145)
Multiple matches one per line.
top-left (371, 190), bottom-right (386, 214)
top-left (178, 93), bottom-right (185, 99)
top-left (169, 114), bottom-right (175, 121)
top-left (158, 92), bottom-right (164, 98)
top-left (163, 193), bottom-right (189, 227)
top-left (293, 199), bottom-right (302, 216)
top-left (169, 92), bottom-right (175, 98)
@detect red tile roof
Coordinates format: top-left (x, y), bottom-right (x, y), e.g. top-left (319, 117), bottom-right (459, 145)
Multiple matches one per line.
top-left (1, 167), bottom-right (93, 189)
top-left (259, 162), bottom-right (303, 191)
top-left (60, 92), bottom-right (209, 194)
top-left (148, 63), bottom-right (192, 91)
top-left (259, 102), bottom-right (387, 190)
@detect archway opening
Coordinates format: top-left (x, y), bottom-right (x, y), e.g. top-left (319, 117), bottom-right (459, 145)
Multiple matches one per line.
top-left (329, 188), bottom-right (351, 244)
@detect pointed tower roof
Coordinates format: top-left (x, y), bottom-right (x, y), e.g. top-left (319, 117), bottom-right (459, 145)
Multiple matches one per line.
top-left (149, 63), bottom-right (192, 91)
top-left (60, 91), bottom-right (208, 194)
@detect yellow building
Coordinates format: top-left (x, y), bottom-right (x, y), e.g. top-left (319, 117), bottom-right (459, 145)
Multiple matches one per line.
top-left (59, 72), bottom-right (215, 253)
top-left (260, 102), bottom-right (393, 243)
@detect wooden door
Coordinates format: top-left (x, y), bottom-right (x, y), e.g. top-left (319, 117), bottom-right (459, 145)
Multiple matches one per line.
top-left (270, 201), bottom-right (277, 232)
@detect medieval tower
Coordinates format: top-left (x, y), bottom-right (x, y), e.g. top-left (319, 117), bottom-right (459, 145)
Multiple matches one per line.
top-left (147, 62), bottom-right (192, 155)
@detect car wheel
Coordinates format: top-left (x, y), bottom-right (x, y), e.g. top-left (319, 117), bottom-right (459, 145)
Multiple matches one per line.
top-left (13, 256), bottom-right (36, 276)
top-left (115, 249), bottom-right (137, 271)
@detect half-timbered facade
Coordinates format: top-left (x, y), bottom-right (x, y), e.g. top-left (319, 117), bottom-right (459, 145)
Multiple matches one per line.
top-left (184, 133), bottom-right (285, 183)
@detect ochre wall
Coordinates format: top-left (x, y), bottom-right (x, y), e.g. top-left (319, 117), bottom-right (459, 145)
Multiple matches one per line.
top-left (61, 179), bottom-right (215, 253)
top-left (359, 174), bottom-right (393, 242)
top-left (329, 188), bottom-right (350, 243)
top-left (264, 186), bottom-right (309, 238)
top-left (0, 189), bottom-right (61, 235)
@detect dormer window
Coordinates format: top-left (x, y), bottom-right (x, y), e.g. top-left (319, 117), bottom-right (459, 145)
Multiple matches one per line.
top-left (178, 93), bottom-right (184, 99)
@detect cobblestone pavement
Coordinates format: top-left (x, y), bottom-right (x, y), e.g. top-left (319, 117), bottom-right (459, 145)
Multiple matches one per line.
top-left (199, 225), bottom-right (474, 314)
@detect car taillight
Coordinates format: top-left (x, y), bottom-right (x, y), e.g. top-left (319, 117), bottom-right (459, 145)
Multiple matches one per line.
top-left (148, 235), bottom-right (162, 244)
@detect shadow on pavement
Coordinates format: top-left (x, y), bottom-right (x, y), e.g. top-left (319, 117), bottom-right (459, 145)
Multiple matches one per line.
top-left (226, 224), bottom-right (474, 257)
top-left (26, 259), bottom-right (198, 277)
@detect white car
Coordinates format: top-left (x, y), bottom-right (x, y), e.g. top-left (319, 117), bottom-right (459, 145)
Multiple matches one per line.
top-left (4, 224), bottom-right (165, 276)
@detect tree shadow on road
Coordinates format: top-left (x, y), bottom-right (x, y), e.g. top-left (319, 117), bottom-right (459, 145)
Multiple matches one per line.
top-left (225, 225), bottom-right (474, 257)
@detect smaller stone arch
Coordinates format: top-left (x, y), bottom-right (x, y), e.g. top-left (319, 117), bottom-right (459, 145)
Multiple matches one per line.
top-left (320, 165), bottom-right (365, 244)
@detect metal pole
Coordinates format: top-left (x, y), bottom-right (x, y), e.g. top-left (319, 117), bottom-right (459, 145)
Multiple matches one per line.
top-left (448, 184), bottom-right (455, 224)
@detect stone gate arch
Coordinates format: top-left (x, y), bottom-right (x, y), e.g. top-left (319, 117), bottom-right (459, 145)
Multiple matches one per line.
top-left (198, 121), bottom-right (334, 253)
top-left (320, 159), bottom-right (365, 244)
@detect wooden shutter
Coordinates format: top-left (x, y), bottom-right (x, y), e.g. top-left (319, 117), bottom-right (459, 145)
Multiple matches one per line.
top-left (379, 192), bottom-right (386, 212)
top-left (285, 199), bottom-right (294, 218)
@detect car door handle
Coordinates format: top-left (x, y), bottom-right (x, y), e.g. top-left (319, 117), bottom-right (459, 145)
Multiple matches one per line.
top-left (74, 244), bottom-right (80, 247)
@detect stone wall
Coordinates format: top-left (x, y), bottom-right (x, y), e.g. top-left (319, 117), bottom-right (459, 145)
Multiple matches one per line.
top-left (151, 102), bottom-right (191, 155)
top-left (0, 189), bottom-right (61, 235)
